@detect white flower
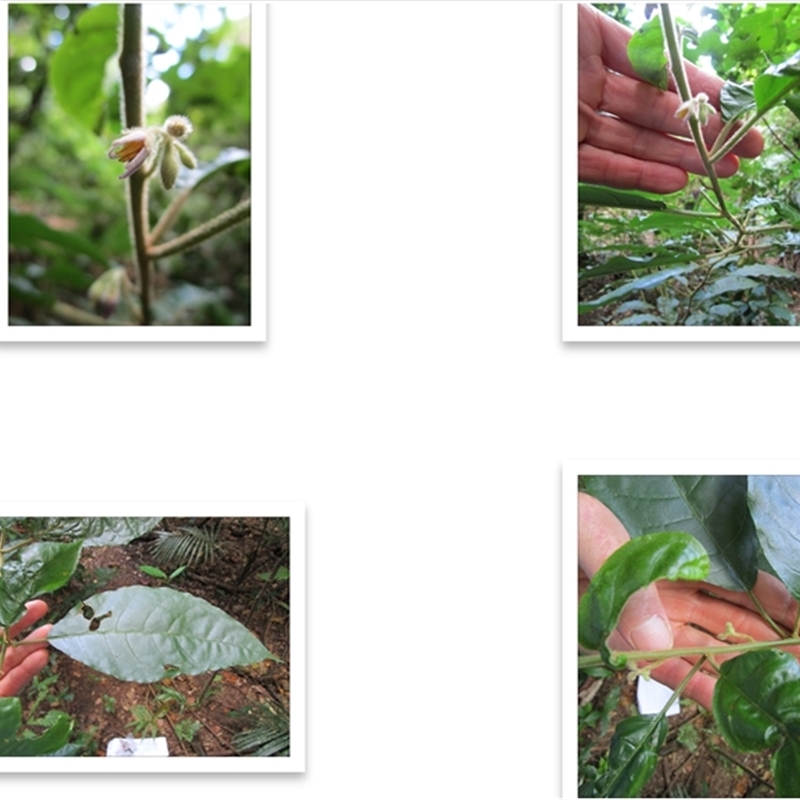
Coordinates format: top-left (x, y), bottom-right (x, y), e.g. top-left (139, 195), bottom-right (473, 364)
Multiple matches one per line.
top-left (107, 128), bottom-right (153, 179)
top-left (108, 115), bottom-right (197, 188)
top-left (675, 92), bottom-right (716, 126)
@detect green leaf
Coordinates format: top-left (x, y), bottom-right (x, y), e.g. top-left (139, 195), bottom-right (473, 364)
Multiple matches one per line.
top-left (694, 275), bottom-right (760, 302)
top-left (713, 650), bottom-right (800, 797)
top-left (627, 211), bottom-right (723, 235)
top-left (139, 565), bottom-right (168, 579)
top-left (579, 185), bottom-right (667, 210)
top-left (49, 586), bottom-right (279, 683)
top-left (9, 212), bottom-right (110, 267)
top-left (0, 698), bottom-right (73, 756)
top-left (753, 51), bottom-right (800, 115)
top-left (603, 715), bottom-right (668, 798)
top-left (0, 541), bottom-right (83, 627)
top-left (45, 517), bottom-right (162, 547)
top-left (582, 476), bottom-right (758, 592)
top-left (578, 532), bottom-right (709, 658)
top-left (748, 476), bottom-right (800, 599)
top-left (768, 48), bottom-right (800, 78)
top-left (627, 15), bottom-right (669, 91)
top-left (785, 93), bottom-right (800, 121)
top-left (49, 4), bottom-right (119, 131)
top-left (581, 251), bottom-right (699, 280)
top-left (730, 264), bottom-right (800, 281)
top-left (719, 81), bottom-right (756, 122)
top-left (578, 267), bottom-right (694, 313)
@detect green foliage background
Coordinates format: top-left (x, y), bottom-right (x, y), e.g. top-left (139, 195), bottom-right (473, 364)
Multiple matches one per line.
top-left (8, 3), bottom-right (252, 325)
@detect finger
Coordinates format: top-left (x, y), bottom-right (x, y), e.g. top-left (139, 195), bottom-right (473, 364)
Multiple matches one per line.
top-left (0, 649), bottom-right (50, 698)
top-left (579, 142), bottom-right (689, 194)
top-left (578, 493), bottom-right (672, 651)
top-left (0, 624), bottom-right (52, 674)
top-left (7, 600), bottom-right (49, 640)
top-left (647, 657), bottom-right (716, 711)
top-left (578, 492), bottom-right (632, 576)
top-left (688, 571), bottom-right (799, 634)
top-left (643, 624), bottom-right (735, 711)
top-left (661, 584), bottom-right (800, 663)
top-left (582, 112), bottom-right (743, 180)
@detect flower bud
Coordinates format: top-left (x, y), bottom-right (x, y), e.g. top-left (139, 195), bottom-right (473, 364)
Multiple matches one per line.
top-left (160, 139), bottom-right (180, 190)
top-left (88, 267), bottom-right (129, 317)
top-left (163, 115), bottom-right (193, 141)
top-left (174, 140), bottom-right (198, 170)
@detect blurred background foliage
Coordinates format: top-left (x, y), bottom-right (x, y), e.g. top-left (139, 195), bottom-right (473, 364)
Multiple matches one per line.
top-left (9, 3), bottom-right (252, 325)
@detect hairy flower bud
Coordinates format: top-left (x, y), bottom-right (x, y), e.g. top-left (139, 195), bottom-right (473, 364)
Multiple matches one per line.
top-left (163, 115), bottom-right (193, 141)
top-left (160, 139), bottom-right (180, 190)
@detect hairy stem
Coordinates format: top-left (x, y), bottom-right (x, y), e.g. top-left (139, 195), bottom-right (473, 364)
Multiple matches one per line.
top-left (578, 634), bottom-right (800, 670)
top-left (147, 199), bottom-right (251, 260)
top-left (149, 188), bottom-right (193, 246)
top-left (659, 4), bottom-right (741, 232)
top-left (119, 5), bottom-right (152, 325)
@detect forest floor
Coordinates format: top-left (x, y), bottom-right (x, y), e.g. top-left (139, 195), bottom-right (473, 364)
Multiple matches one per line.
top-left (20, 517), bottom-right (290, 758)
top-left (578, 669), bottom-right (775, 797)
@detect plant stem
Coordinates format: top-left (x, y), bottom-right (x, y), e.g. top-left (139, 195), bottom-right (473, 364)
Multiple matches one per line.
top-left (147, 199), bottom-right (251, 259)
top-left (659, 4), bottom-right (741, 233)
top-left (749, 589), bottom-right (789, 638)
top-left (149, 188), bottom-right (193, 246)
top-left (578, 635), bottom-right (800, 670)
top-left (118, 5), bottom-right (152, 325)
top-left (50, 301), bottom-right (111, 326)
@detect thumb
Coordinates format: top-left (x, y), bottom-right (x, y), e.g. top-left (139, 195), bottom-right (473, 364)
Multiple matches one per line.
top-left (579, 492), bottom-right (673, 652)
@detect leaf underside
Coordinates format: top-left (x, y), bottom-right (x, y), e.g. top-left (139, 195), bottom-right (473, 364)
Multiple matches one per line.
top-left (49, 586), bottom-right (278, 683)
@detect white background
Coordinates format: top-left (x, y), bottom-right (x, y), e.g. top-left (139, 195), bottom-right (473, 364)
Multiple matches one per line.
top-left (2, 1), bottom-right (549, 797)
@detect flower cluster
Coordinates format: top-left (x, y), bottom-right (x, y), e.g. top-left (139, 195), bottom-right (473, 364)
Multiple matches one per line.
top-left (107, 115), bottom-right (197, 190)
top-left (674, 92), bottom-right (716, 127)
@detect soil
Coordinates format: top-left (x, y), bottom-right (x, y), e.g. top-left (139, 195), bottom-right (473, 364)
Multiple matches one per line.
top-left (579, 669), bottom-right (775, 798)
top-left (20, 517), bottom-right (290, 758)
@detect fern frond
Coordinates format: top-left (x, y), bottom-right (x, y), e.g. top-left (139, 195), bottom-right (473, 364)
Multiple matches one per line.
top-left (150, 524), bottom-right (222, 569)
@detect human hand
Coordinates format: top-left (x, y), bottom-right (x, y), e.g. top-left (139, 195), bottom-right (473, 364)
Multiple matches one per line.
top-left (0, 600), bottom-right (52, 697)
top-left (579, 493), bottom-right (800, 710)
top-left (578, 4), bottom-right (764, 193)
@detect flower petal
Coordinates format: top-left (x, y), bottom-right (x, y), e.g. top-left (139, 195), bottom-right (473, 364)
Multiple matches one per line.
top-left (119, 144), bottom-right (149, 179)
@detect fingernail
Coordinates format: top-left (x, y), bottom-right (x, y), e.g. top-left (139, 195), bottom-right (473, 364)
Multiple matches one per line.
top-left (629, 615), bottom-right (672, 651)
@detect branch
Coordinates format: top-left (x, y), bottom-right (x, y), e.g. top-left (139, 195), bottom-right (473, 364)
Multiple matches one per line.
top-left (147, 199), bottom-right (251, 259)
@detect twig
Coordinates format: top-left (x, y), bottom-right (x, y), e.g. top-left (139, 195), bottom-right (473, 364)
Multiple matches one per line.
top-left (147, 199), bottom-right (251, 259)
